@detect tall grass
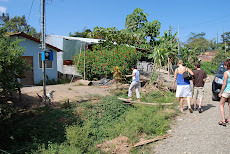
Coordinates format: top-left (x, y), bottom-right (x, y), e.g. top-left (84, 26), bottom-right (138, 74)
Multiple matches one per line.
top-left (37, 94), bottom-right (177, 153)
top-left (0, 92), bottom-right (177, 153)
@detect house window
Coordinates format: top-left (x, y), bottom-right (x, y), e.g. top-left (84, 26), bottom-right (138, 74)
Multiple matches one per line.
top-left (39, 53), bottom-right (53, 68)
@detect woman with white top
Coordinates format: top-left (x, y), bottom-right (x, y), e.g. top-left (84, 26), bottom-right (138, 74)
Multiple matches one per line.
top-left (125, 65), bottom-right (140, 102)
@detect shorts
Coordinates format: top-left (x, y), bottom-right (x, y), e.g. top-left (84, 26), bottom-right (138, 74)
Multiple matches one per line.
top-left (222, 90), bottom-right (230, 98)
top-left (193, 87), bottom-right (204, 99)
top-left (176, 85), bottom-right (192, 98)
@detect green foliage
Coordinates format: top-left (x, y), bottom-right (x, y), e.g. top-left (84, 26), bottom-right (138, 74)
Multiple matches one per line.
top-left (0, 13), bottom-right (40, 39)
top-left (88, 26), bottom-right (148, 48)
top-left (88, 8), bottom-right (161, 49)
top-left (74, 45), bottom-right (142, 80)
top-left (0, 32), bottom-right (30, 95)
top-left (186, 32), bottom-right (211, 53)
top-left (0, 106), bottom-right (79, 153)
top-left (125, 8), bottom-right (148, 31)
top-left (0, 92), bottom-right (177, 153)
top-left (69, 27), bottom-right (91, 38)
top-left (212, 49), bottom-right (229, 65)
top-left (180, 46), bottom-right (199, 69)
top-left (221, 31), bottom-right (230, 45)
top-left (200, 61), bottom-right (218, 75)
top-left (148, 30), bottom-right (178, 67)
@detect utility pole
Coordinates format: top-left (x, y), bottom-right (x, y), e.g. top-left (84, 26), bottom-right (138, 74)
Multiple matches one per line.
top-left (217, 30), bottom-right (218, 49)
top-left (41, 0), bottom-right (46, 104)
top-left (178, 25), bottom-right (180, 59)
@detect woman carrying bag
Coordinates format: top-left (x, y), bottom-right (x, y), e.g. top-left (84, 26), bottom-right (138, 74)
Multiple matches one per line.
top-left (173, 60), bottom-right (194, 113)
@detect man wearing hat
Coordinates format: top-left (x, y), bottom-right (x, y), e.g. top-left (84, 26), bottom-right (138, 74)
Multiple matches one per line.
top-left (125, 65), bottom-right (140, 101)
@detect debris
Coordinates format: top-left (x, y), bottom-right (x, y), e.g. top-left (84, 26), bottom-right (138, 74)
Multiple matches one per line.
top-left (118, 97), bottom-right (173, 106)
top-left (132, 134), bottom-right (170, 147)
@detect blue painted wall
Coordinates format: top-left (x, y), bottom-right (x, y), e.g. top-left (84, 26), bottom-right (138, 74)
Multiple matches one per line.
top-left (12, 36), bottom-right (58, 84)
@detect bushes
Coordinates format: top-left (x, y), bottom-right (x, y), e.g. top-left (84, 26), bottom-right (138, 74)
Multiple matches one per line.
top-left (200, 61), bottom-right (218, 75)
top-left (74, 45), bottom-right (142, 80)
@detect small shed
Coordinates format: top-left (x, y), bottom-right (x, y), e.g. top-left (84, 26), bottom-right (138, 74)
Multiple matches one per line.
top-left (46, 35), bottom-right (101, 74)
top-left (10, 32), bottom-right (62, 85)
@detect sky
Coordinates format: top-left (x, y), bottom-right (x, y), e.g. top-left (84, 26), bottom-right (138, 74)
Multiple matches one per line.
top-left (1, 0), bottom-right (230, 43)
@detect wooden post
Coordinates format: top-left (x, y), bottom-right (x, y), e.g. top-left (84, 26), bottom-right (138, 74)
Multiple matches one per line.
top-left (168, 57), bottom-right (170, 76)
top-left (84, 42), bottom-right (86, 80)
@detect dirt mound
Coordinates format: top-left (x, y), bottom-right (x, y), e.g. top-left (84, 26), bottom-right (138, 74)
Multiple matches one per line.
top-left (96, 134), bottom-right (130, 154)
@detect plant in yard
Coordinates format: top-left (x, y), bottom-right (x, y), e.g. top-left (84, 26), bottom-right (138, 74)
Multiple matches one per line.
top-left (148, 30), bottom-right (178, 83)
top-left (74, 45), bottom-right (142, 81)
top-left (180, 46), bottom-right (199, 69)
top-left (0, 27), bottom-right (30, 97)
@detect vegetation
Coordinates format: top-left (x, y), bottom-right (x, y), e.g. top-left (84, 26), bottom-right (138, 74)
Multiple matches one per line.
top-left (0, 27), bottom-right (30, 96)
top-left (0, 13), bottom-right (40, 39)
top-left (200, 61), bottom-right (218, 75)
top-left (0, 92), bottom-right (177, 153)
top-left (74, 45), bottom-right (142, 80)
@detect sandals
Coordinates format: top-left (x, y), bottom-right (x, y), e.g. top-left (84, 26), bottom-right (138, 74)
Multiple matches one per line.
top-left (188, 108), bottom-right (193, 113)
top-left (218, 121), bottom-right (226, 126)
top-left (226, 119), bottom-right (230, 124)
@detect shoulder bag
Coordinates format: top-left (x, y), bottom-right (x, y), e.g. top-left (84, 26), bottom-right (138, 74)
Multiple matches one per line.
top-left (183, 67), bottom-right (194, 80)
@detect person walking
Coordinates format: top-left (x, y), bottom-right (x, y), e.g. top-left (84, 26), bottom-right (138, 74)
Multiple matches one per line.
top-left (125, 65), bottom-right (140, 102)
top-left (218, 59), bottom-right (230, 126)
top-left (192, 62), bottom-right (207, 113)
top-left (173, 60), bottom-right (194, 113)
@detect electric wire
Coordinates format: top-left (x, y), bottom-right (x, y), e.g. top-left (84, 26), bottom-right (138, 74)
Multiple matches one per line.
top-left (180, 14), bottom-right (230, 29)
top-left (27, 0), bottom-right (35, 23)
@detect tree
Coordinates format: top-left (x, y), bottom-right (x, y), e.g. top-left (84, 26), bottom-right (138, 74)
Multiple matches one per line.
top-left (88, 26), bottom-right (147, 49)
top-left (69, 27), bottom-right (92, 38)
top-left (221, 32), bottom-right (230, 45)
top-left (125, 8), bottom-right (148, 32)
top-left (186, 32), bottom-right (210, 53)
top-left (142, 20), bottom-right (161, 46)
top-left (0, 13), bottom-right (40, 39)
top-left (180, 47), bottom-right (199, 69)
top-left (0, 27), bottom-right (30, 97)
top-left (148, 30), bottom-right (178, 68)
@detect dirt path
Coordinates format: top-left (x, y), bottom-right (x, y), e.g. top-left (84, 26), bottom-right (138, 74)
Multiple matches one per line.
top-left (19, 83), bottom-right (110, 106)
top-left (154, 82), bottom-right (230, 153)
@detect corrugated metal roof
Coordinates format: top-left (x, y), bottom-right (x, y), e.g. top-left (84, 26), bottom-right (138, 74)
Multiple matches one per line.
top-left (48, 34), bottom-right (103, 44)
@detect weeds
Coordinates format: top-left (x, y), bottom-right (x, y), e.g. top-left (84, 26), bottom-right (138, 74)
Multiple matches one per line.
top-left (0, 91), bottom-right (178, 153)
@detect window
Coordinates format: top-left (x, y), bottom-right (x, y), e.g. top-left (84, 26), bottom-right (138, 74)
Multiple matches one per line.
top-left (39, 53), bottom-right (53, 68)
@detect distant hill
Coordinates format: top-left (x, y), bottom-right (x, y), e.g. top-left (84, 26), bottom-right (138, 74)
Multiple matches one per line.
top-left (199, 49), bottom-right (219, 62)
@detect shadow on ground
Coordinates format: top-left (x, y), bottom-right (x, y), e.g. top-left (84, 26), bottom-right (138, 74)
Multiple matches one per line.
top-left (184, 103), bottom-right (216, 113)
top-left (0, 93), bottom-right (81, 153)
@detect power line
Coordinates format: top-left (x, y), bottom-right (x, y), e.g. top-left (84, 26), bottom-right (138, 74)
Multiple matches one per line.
top-left (27, 0), bottom-right (35, 23)
top-left (180, 15), bottom-right (230, 29)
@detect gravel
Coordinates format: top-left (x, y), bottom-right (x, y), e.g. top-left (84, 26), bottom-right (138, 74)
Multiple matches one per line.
top-left (154, 82), bottom-right (230, 154)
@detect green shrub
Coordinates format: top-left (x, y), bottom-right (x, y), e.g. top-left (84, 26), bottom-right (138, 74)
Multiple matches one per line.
top-left (200, 61), bottom-right (218, 75)
top-left (74, 45), bottom-right (142, 80)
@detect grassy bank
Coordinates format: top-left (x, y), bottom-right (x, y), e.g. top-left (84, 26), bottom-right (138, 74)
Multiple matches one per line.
top-left (0, 91), bottom-right (178, 153)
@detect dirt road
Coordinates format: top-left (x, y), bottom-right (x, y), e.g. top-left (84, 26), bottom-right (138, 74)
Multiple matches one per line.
top-left (19, 82), bottom-right (109, 106)
top-left (154, 82), bottom-right (230, 153)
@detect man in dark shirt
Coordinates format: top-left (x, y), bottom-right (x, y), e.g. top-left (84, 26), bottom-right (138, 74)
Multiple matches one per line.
top-left (193, 62), bottom-right (207, 113)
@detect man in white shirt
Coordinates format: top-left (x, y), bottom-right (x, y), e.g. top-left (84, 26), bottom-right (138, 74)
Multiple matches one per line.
top-left (125, 65), bottom-right (140, 101)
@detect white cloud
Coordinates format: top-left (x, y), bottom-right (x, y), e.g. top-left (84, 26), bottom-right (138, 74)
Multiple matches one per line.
top-left (0, 6), bottom-right (6, 13)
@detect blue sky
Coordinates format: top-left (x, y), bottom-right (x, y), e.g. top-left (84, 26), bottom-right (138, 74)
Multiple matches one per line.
top-left (1, 0), bottom-right (230, 43)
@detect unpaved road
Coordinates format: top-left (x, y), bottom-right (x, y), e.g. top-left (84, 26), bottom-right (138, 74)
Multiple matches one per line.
top-left (154, 82), bottom-right (230, 154)
top-left (20, 82), bottom-right (109, 106)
